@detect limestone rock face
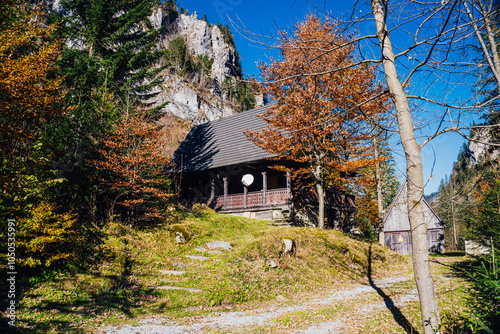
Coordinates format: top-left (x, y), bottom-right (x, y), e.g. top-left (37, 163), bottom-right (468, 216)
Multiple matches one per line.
top-left (210, 24), bottom-right (237, 84)
top-left (146, 9), bottom-right (242, 123)
top-left (50, 1), bottom-right (247, 124)
top-left (469, 127), bottom-right (499, 164)
top-left (177, 12), bottom-right (213, 58)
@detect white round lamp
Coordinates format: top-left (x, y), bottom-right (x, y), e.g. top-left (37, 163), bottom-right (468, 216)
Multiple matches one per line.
top-left (241, 174), bottom-right (254, 187)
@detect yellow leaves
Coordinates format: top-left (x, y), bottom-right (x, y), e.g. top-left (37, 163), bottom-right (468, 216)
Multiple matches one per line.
top-left (17, 202), bottom-right (79, 267)
top-left (0, 8), bottom-right (67, 162)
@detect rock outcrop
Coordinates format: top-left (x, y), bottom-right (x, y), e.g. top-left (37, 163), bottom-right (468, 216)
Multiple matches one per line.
top-left (469, 127), bottom-right (499, 164)
top-left (149, 8), bottom-right (245, 123)
top-left (51, 1), bottom-right (255, 124)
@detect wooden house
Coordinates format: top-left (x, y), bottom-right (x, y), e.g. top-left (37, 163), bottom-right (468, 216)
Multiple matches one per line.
top-left (383, 182), bottom-right (445, 255)
top-left (173, 104), bottom-right (355, 226)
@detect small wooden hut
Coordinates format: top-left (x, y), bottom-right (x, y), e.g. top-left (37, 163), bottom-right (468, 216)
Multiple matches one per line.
top-left (172, 104), bottom-right (355, 227)
top-left (383, 182), bottom-right (445, 255)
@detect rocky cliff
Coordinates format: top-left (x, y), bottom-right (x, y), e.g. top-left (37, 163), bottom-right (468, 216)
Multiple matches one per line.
top-left (149, 6), bottom-right (249, 123)
top-left (51, 1), bottom-right (258, 124)
top-left (469, 127), bottom-right (499, 164)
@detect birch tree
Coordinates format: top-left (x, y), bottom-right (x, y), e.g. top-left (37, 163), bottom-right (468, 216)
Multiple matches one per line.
top-left (370, 1), bottom-right (441, 330)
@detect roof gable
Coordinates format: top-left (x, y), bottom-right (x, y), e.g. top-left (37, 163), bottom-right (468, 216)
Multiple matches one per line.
top-left (383, 181), bottom-right (445, 232)
top-left (173, 105), bottom-right (277, 173)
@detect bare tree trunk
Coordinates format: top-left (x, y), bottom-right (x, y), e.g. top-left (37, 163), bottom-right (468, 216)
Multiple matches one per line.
top-left (374, 136), bottom-right (385, 245)
top-left (371, 1), bottom-right (441, 333)
top-left (316, 181), bottom-right (326, 229)
top-left (462, 0), bottom-right (500, 89)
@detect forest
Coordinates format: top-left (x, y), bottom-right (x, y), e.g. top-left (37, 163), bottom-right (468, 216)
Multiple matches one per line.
top-left (0, 0), bottom-right (499, 333)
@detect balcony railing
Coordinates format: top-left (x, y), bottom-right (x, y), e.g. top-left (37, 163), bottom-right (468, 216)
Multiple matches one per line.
top-left (213, 188), bottom-right (289, 210)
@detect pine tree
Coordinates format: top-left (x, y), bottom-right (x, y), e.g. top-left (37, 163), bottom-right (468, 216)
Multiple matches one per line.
top-left (57, 0), bottom-right (164, 100)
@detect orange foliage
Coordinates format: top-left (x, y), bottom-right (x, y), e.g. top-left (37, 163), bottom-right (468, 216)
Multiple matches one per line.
top-left (92, 110), bottom-right (172, 224)
top-left (352, 165), bottom-right (380, 228)
top-left (247, 15), bottom-right (388, 190)
top-left (0, 9), bottom-right (67, 161)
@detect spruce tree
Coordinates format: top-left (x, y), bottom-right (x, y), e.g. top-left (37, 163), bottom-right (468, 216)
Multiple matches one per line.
top-left (45, 0), bottom-right (166, 224)
top-left (57, 0), bottom-right (164, 100)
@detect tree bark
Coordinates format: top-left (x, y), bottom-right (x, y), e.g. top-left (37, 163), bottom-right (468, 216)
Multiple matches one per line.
top-left (374, 136), bottom-right (385, 245)
top-left (316, 181), bottom-right (325, 229)
top-left (450, 181), bottom-right (458, 249)
top-left (371, 1), bottom-right (441, 332)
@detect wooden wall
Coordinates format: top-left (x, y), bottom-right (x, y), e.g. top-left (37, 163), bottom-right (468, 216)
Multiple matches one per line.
top-left (383, 183), bottom-right (445, 255)
top-left (384, 229), bottom-right (445, 255)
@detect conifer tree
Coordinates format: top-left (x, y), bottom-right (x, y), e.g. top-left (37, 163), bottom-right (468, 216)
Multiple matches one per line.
top-left (46, 0), bottom-right (166, 223)
top-left (57, 0), bottom-right (164, 99)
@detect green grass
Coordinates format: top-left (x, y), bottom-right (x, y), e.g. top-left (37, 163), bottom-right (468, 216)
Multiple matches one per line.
top-left (9, 207), bottom-right (412, 333)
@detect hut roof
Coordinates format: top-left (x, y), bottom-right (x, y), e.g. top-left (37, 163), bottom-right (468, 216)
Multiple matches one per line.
top-left (173, 104), bottom-right (277, 173)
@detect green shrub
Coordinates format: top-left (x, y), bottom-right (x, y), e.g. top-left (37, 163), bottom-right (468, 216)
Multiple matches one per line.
top-left (467, 251), bottom-right (500, 333)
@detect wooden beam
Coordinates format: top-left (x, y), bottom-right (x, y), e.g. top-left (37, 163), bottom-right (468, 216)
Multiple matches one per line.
top-left (262, 171), bottom-right (267, 206)
top-left (209, 178), bottom-right (215, 205)
top-left (243, 185), bottom-right (248, 208)
top-left (286, 171), bottom-right (291, 201)
top-left (223, 177), bottom-right (228, 209)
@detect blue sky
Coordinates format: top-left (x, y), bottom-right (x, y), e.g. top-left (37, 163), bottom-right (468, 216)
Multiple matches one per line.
top-left (177, 0), bottom-right (475, 195)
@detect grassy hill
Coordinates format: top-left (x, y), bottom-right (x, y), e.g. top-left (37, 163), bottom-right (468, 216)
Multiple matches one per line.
top-left (12, 207), bottom-right (410, 333)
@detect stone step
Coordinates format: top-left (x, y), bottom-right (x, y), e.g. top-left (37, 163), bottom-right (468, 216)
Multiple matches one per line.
top-left (185, 255), bottom-right (210, 261)
top-left (159, 270), bottom-right (186, 275)
top-left (149, 285), bottom-right (203, 293)
top-left (206, 241), bottom-right (232, 250)
top-left (157, 262), bottom-right (187, 269)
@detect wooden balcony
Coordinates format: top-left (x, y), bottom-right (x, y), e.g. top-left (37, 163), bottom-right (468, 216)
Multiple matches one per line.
top-left (213, 188), bottom-right (289, 211)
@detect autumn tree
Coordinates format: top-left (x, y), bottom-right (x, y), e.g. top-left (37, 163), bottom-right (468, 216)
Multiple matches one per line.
top-left (354, 137), bottom-right (400, 237)
top-left (0, 2), bottom-right (83, 268)
top-left (246, 15), bottom-right (388, 229)
top-left (0, 2), bottom-right (67, 215)
top-left (238, 0), bottom-right (497, 331)
top-left (90, 100), bottom-right (171, 226)
top-left (0, 6), bottom-right (66, 171)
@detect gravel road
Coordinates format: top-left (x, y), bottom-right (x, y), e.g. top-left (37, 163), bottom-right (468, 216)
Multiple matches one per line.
top-left (99, 275), bottom-right (413, 334)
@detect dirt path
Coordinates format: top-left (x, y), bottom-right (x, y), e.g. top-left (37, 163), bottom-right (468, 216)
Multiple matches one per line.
top-left (99, 275), bottom-right (417, 334)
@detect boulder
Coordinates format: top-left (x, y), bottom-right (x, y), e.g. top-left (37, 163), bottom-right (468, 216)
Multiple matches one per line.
top-left (175, 231), bottom-right (187, 244)
top-left (265, 258), bottom-right (278, 268)
top-left (281, 238), bottom-right (295, 256)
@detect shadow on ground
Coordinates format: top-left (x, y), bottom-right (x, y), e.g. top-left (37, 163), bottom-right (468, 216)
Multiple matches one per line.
top-left (0, 254), bottom-right (158, 334)
top-left (367, 244), bottom-right (420, 334)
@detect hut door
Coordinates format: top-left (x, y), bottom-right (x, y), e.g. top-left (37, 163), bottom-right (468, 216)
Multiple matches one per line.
top-left (394, 232), bottom-right (412, 255)
top-left (394, 233), bottom-right (404, 254)
top-left (385, 232), bottom-right (412, 255)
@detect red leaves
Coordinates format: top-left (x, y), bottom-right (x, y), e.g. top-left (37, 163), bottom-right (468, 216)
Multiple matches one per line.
top-left (91, 110), bottom-right (172, 223)
top-left (247, 15), bottom-right (389, 187)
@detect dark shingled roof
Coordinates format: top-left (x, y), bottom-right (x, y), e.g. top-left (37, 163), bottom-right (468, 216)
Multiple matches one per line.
top-left (173, 104), bottom-right (277, 173)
